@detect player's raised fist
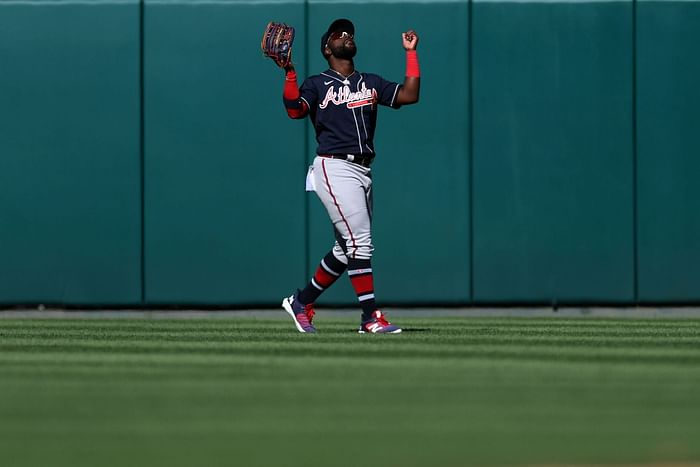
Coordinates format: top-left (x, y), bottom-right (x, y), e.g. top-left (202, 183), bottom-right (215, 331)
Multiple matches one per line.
top-left (402, 30), bottom-right (419, 50)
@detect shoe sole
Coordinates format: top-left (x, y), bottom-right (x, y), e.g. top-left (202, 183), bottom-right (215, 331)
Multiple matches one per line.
top-left (358, 328), bottom-right (402, 334)
top-left (281, 296), bottom-right (312, 333)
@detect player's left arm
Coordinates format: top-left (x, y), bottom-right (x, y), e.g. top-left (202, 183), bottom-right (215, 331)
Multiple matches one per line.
top-left (395, 30), bottom-right (420, 106)
top-left (283, 63), bottom-right (310, 119)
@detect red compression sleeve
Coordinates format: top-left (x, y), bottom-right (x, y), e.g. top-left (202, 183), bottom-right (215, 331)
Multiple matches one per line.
top-left (406, 50), bottom-right (420, 78)
top-left (284, 70), bottom-right (300, 100)
top-left (283, 70), bottom-right (308, 119)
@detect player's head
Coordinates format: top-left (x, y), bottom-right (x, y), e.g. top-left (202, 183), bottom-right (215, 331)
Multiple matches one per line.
top-left (321, 18), bottom-right (356, 61)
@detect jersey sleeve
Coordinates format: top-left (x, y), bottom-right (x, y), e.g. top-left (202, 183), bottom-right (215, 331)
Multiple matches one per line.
top-left (374, 75), bottom-right (402, 109)
top-left (299, 78), bottom-right (318, 110)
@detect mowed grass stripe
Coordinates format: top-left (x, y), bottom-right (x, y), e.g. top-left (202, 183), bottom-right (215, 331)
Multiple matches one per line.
top-left (4, 329), bottom-right (700, 346)
top-left (3, 351), bottom-right (700, 386)
top-left (2, 334), bottom-right (700, 361)
top-left (2, 318), bottom-right (700, 365)
top-left (3, 356), bottom-right (700, 393)
top-left (3, 317), bottom-right (700, 338)
top-left (1, 317), bottom-right (700, 467)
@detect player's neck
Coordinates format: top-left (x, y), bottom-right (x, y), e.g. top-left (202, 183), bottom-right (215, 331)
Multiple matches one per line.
top-left (328, 58), bottom-right (354, 78)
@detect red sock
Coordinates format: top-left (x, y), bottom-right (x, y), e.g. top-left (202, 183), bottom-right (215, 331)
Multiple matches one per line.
top-left (348, 259), bottom-right (376, 320)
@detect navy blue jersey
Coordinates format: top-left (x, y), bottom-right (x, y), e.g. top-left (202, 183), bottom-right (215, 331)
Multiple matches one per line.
top-left (299, 69), bottom-right (401, 155)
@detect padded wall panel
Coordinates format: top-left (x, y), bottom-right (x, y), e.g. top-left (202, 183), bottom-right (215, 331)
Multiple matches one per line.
top-left (0, 0), bottom-right (141, 305)
top-left (472, 1), bottom-right (634, 303)
top-left (306, 0), bottom-right (471, 305)
top-left (144, 0), bottom-right (307, 303)
top-left (637, 0), bottom-right (700, 302)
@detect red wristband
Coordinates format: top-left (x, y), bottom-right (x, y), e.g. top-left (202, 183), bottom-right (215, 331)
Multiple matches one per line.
top-left (406, 50), bottom-right (420, 78)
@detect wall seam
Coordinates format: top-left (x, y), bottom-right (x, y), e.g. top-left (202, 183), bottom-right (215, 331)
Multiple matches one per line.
top-left (632, 0), bottom-right (639, 304)
top-left (303, 0), bottom-right (310, 281)
top-left (139, 0), bottom-right (146, 304)
top-left (468, 0), bottom-right (475, 305)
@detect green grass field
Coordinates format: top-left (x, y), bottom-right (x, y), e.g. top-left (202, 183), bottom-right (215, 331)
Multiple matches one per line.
top-left (1, 315), bottom-right (700, 467)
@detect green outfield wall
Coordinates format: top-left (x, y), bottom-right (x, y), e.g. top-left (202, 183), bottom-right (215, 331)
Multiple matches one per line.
top-left (472, 1), bottom-right (635, 304)
top-left (0, 0), bottom-right (698, 306)
top-left (636, 0), bottom-right (700, 302)
top-left (143, 0), bottom-right (308, 304)
top-left (0, 0), bottom-right (142, 305)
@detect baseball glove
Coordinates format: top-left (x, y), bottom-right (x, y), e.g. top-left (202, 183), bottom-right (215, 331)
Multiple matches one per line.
top-left (261, 22), bottom-right (295, 68)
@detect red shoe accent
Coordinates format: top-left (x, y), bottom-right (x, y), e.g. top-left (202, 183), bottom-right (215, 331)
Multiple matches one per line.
top-left (359, 310), bottom-right (402, 334)
top-left (374, 310), bottom-right (389, 325)
top-left (304, 303), bottom-right (316, 324)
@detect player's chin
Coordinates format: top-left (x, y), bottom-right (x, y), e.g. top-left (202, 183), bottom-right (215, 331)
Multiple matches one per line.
top-left (336, 46), bottom-right (357, 60)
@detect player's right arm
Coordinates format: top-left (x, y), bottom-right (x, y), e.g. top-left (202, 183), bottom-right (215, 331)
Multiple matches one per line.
top-left (282, 64), bottom-right (309, 119)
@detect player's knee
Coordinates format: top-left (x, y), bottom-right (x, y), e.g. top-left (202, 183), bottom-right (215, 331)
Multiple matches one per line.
top-left (349, 243), bottom-right (374, 260)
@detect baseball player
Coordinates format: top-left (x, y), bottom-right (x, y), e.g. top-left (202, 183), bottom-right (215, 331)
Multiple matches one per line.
top-left (280, 18), bottom-right (420, 333)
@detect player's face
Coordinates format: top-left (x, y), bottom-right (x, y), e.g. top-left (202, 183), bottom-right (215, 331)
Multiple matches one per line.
top-left (327, 31), bottom-right (356, 59)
